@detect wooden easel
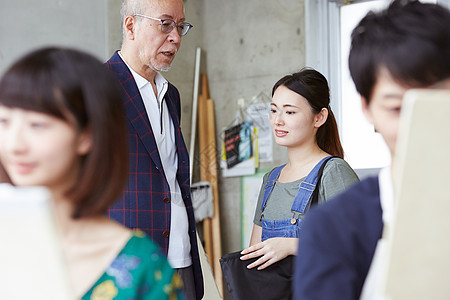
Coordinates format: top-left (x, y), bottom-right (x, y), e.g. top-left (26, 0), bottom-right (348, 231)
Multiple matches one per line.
top-left (198, 73), bottom-right (223, 296)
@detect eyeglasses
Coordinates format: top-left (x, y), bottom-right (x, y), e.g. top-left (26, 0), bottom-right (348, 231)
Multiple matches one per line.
top-left (133, 14), bottom-right (193, 36)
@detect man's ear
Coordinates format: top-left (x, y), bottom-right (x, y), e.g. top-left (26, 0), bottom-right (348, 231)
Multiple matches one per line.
top-left (77, 129), bottom-right (92, 156)
top-left (361, 96), bottom-right (374, 124)
top-left (124, 15), bottom-right (136, 40)
top-left (314, 107), bottom-right (328, 128)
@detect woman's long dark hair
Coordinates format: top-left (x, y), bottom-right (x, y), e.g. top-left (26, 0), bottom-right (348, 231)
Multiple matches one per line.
top-left (272, 68), bottom-right (344, 158)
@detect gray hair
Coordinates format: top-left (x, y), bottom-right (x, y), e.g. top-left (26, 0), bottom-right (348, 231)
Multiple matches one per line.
top-left (120, 0), bottom-right (148, 40)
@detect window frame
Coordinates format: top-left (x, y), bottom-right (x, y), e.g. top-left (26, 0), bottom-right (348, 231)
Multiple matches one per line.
top-left (305, 0), bottom-right (449, 175)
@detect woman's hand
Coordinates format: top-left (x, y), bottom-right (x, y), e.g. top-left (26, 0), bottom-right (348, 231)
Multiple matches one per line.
top-left (240, 237), bottom-right (298, 270)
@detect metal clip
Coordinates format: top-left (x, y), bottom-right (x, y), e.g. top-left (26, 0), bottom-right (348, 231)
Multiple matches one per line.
top-left (291, 212), bottom-right (299, 225)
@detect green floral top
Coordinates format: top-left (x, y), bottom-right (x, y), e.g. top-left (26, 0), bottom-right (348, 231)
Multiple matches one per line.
top-left (81, 230), bottom-right (184, 300)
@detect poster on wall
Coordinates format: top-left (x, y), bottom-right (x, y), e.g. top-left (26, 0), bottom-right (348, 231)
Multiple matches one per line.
top-left (224, 121), bottom-right (252, 169)
top-left (246, 101), bottom-right (273, 162)
top-left (221, 124), bottom-right (257, 178)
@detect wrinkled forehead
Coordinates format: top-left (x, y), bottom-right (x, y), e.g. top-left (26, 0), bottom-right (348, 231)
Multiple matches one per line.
top-left (146, 0), bottom-right (185, 20)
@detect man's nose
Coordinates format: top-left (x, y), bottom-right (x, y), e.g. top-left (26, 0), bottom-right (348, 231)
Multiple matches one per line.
top-left (168, 26), bottom-right (182, 44)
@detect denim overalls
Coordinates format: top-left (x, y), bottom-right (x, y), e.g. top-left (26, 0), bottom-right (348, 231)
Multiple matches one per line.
top-left (260, 156), bottom-right (332, 241)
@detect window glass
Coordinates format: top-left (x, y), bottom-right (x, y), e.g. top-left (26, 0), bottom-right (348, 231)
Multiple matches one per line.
top-left (340, 1), bottom-right (390, 169)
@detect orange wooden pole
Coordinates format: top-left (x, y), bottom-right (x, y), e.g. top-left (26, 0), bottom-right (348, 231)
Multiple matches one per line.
top-left (206, 98), bottom-right (223, 295)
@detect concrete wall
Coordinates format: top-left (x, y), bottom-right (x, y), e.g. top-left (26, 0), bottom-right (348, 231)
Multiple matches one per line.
top-left (1, 0), bottom-right (306, 275)
top-left (0, 0), bottom-right (124, 74)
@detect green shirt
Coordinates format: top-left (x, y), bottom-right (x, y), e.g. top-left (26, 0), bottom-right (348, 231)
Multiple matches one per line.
top-left (81, 231), bottom-right (184, 300)
top-left (253, 158), bottom-right (359, 226)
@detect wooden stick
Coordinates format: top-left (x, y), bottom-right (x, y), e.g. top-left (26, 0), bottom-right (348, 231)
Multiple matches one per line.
top-left (198, 73), bottom-right (223, 296)
top-left (206, 98), bottom-right (223, 295)
top-left (201, 73), bottom-right (210, 99)
top-left (198, 74), bottom-right (213, 268)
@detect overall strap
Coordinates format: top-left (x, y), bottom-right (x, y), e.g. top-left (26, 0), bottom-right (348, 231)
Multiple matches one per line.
top-left (260, 164), bottom-right (285, 211)
top-left (291, 156), bottom-right (335, 213)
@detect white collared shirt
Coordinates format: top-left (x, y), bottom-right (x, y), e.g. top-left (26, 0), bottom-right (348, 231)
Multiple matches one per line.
top-left (119, 52), bottom-right (191, 268)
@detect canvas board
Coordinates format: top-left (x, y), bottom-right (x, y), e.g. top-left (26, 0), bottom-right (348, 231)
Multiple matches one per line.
top-left (0, 184), bottom-right (74, 300)
top-left (380, 89), bottom-right (450, 299)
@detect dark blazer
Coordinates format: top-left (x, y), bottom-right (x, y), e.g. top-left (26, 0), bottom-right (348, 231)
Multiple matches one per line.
top-left (294, 176), bottom-right (383, 300)
top-left (106, 51), bottom-right (203, 299)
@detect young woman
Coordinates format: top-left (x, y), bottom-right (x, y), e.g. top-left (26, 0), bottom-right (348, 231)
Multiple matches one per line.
top-left (0, 47), bottom-right (183, 299)
top-left (241, 68), bottom-right (359, 270)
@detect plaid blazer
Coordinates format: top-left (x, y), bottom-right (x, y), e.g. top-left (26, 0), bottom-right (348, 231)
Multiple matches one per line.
top-left (106, 51), bottom-right (203, 299)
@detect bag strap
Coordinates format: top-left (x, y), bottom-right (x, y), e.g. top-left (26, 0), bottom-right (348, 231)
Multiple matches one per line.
top-left (309, 156), bottom-right (337, 207)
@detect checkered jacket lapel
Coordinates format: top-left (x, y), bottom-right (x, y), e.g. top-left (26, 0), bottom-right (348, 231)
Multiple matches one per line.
top-left (106, 52), bottom-right (165, 174)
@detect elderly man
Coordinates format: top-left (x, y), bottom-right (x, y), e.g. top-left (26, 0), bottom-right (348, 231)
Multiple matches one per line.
top-left (106, 0), bottom-right (203, 299)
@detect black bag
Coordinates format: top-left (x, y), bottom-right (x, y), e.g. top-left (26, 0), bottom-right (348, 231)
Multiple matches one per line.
top-left (220, 156), bottom-right (337, 300)
top-left (220, 251), bottom-right (294, 300)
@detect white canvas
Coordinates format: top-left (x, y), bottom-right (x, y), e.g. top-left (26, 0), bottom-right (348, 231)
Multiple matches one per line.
top-left (380, 89), bottom-right (450, 299)
top-left (0, 184), bottom-right (74, 300)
